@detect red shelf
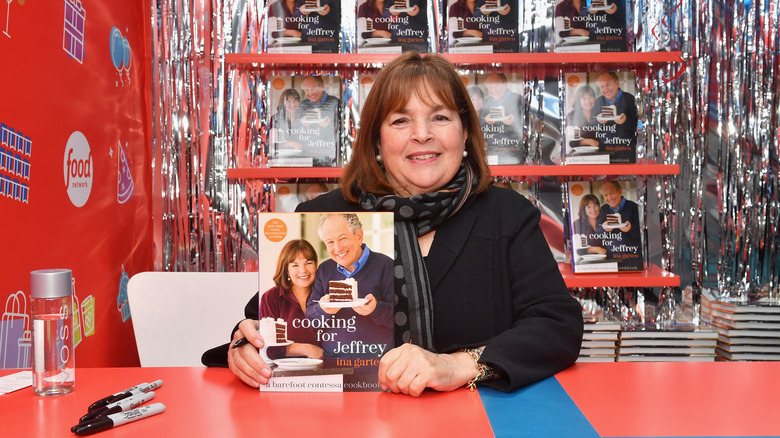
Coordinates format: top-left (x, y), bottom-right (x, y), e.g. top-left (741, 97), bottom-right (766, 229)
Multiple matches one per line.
top-left (226, 52), bottom-right (683, 68)
top-left (559, 263), bottom-right (679, 288)
top-left (227, 161), bottom-right (678, 180)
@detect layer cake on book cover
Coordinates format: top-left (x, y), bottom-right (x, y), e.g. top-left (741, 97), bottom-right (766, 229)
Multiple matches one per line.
top-left (552, 0), bottom-right (627, 53)
top-left (357, 0), bottom-right (431, 53)
top-left (462, 72), bottom-right (525, 164)
top-left (566, 179), bottom-right (644, 273)
top-left (266, 0), bottom-right (341, 53)
top-left (563, 71), bottom-right (639, 164)
top-left (257, 212), bottom-right (395, 392)
top-left (267, 75), bottom-right (341, 167)
top-left (445, 0), bottom-right (519, 53)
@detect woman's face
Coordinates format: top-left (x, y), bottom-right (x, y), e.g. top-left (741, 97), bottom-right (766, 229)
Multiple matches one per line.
top-left (584, 200), bottom-right (600, 218)
top-left (469, 93), bottom-right (483, 111)
top-left (287, 253), bottom-right (316, 290)
top-left (379, 85), bottom-right (468, 197)
top-left (284, 95), bottom-right (300, 114)
top-left (579, 93), bottom-right (595, 111)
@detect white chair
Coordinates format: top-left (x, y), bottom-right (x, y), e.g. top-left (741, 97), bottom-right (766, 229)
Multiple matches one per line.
top-left (127, 272), bottom-right (258, 367)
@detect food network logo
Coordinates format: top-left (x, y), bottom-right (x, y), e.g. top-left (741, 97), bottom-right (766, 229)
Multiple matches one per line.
top-left (63, 131), bottom-right (93, 207)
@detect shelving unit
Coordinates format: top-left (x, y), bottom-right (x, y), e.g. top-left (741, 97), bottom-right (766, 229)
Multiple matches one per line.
top-left (226, 51), bottom-right (682, 287)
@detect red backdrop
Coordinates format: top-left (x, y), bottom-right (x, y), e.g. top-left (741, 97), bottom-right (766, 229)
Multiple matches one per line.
top-left (0, 0), bottom-right (153, 368)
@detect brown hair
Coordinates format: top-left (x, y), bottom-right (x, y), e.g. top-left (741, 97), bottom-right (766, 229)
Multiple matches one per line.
top-left (273, 239), bottom-right (318, 290)
top-left (340, 52), bottom-right (491, 201)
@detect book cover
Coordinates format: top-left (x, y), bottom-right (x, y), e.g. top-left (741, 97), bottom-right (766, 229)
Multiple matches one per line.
top-left (268, 75), bottom-right (342, 167)
top-left (462, 72), bottom-right (525, 164)
top-left (257, 212), bottom-right (395, 392)
top-left (357, 0), bottom-right (431, 53)
top-left (273, 182), bottom-right (337, 212)
top-left (567, 179), bottom-right (644, 273)
top-left (552, 0), bottom-right (627, 53)
top-left (563, 71), bottom-right (638, 164)
top-left (266, 0), bottom-right (342, 53)
top-left (445, 0), bottom-right (519, 53)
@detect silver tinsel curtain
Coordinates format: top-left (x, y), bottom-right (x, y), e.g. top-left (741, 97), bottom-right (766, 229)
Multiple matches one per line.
top-left (150, 0), bottom-right (780, 316)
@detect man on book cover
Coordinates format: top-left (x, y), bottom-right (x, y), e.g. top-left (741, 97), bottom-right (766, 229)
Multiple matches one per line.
top-left (596, 180), bottom-right (642, 269)
top-left (306, 214), bottom-right (394, 361)
top-left (482, 73), bottom-right (524, 164)
top-left (294, 75), bottom-right (340, 166)
top-left (592, 71), bottom-right (637, 163)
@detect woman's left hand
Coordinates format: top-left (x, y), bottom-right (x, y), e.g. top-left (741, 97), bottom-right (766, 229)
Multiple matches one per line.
top-left (377, 343), bottom-right (477, 397)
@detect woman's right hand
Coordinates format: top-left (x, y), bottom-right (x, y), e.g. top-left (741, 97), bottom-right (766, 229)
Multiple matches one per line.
top-left (227, 319), bottom-right (272, 388)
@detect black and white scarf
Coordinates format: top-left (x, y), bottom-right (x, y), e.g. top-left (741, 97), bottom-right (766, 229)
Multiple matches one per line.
top-left (359, 164), bottom-right (477, 351)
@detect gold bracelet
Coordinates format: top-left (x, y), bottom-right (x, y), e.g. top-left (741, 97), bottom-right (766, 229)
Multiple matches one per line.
top-left (460, 346), bottom-right (497, 391)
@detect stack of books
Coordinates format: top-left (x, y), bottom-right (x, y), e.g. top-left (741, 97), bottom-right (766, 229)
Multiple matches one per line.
top-left (578, 320), bottom-right (620, 362)
top-left (701, 288), bottom-right (780, 361)
top-left (616, 323), bottom-right (718, 362)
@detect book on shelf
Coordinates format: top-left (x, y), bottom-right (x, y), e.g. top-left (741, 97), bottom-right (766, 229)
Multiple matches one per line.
top-left (583, 320), bottom-right (621, 331)
top-left (616, 354), bottom-right (716, 362)
top-left (257, 212), bottom-right (395, 392)
top-left (461, 72), bottom-right (525, 164)
top-left (715, 327), bottom-right (780, 338)
top-left (619, 338), bottom-right (718, 347)
top-left (619, 323), bottom-right (718, 339)
top-left (708, 318), bottom-right (780, 330)
top-left (563, 71), bottom-right (638, 164)
top-left (566, 179), bottom-right (644, 273)
top-left (706, 307), bottom-right (780, 322)
top-left (715, 349), bottom-right (780, 361)
top-left (583, 331), bottom-right (619, 341)
top-left (576, 355), bottom-right (616, 363)
top-left (580, 347), bottom-right (617, 355)
top-left (701, 287), bottom-right (780, 314)
top-left (581, 340), bottom-right (617, 348)
top-left (718, 334), bottom-right (780, 345)
top-left (444, 0), bottom-right (519, 53)
top-left (267, 75), bottom-right (341, 167)
top-left (552, 0), bottom-right (627, 53)
top-left (265, 0), bottom-right (341, 53)
top-left (357, 0), bottom-right (432, 53)
top-left (716, 343), bottom-right (780, 354)
top-left (617, 346), bottom-right (717, 355)
top-left (273, 182), bottom-right (337, 212)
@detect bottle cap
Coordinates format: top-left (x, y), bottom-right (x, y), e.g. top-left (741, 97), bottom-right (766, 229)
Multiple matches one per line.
top-left (30, 269), bottom-right (73, 299)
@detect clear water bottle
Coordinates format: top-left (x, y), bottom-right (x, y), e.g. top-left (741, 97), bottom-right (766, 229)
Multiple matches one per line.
top-left (30, 269), bottom-right (75, 396)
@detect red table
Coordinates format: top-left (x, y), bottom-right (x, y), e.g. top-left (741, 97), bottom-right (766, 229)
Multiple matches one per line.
top-left (3, 362), bottom-right (780, 437)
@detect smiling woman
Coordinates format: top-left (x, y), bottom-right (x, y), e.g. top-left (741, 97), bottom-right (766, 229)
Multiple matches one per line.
top-left (220, 53), bottom-right (583, 397)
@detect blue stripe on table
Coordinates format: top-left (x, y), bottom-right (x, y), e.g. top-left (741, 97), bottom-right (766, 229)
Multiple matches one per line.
top-left (479, 377), bottom-right (599, 438)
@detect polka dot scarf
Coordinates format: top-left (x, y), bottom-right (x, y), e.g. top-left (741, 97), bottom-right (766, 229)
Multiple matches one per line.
top-left (359, 164), bottom-right (477, 351)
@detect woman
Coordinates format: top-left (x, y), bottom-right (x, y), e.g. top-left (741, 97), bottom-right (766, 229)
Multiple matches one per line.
top-left (269, 88), bottom-right (302, 151)
top-left (554, 0), bottom-right (589, 37)
top-left (228, 53), bottom-right (583, 396)
top-left (572, 193), bottom-right (606, 254)
top-left (566, 84), bottom-right (599, 148)
top-left (449, 0), bottom-right (483, 38)
top-left (358, 0), bottom-right (392, 39)
top-left (268, 0), bottom-right (302, 38)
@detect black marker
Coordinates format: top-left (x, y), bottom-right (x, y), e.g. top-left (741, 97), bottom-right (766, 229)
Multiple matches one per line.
top-left (72, 403), bottom-right (166, 436)
top-left (86, 380), bottom-right (163, 412)
top-left (78, 391), bottom-right (156, 424)
top-left (231, 338), bottom-right (250, 349)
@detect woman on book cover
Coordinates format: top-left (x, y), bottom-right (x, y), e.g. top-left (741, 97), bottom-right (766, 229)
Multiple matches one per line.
top-left (572, 193), bottom-right (607, 254)
top-left (268, 0), bottom-right (303, 39)
top-left (467, 85), bottom-right (487, 125)
top-left (448, 0), bottom-right (483, 38)
top-left (554, 0), bottom-right (590, 39)
top-left (269, 88), bottom-right (303, 152)
top-left (358, 0), bottom-right (392, 39)
top-left (565, 84), bottom-right (599, 148)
